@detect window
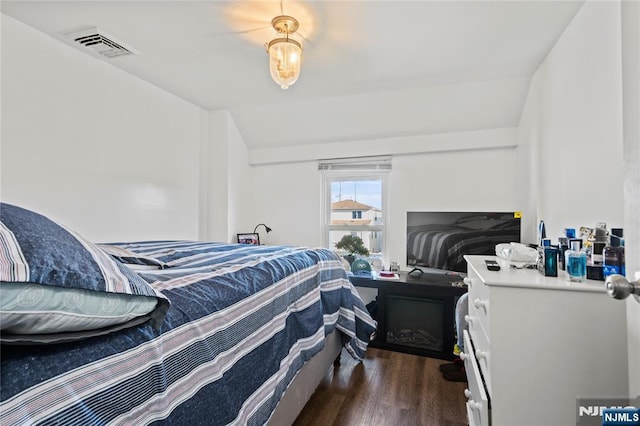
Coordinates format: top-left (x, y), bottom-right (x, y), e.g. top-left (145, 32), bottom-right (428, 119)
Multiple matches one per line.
top-left (320, 157), bottom-right (390, 261)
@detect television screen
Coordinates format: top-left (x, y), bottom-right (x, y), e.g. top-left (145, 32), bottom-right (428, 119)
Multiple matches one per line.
top-left (406, 211), bottom-right (521, 272)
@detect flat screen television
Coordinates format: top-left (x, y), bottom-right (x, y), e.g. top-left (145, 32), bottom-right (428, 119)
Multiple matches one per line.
top-left (406, 211), bottom-right (521, 273)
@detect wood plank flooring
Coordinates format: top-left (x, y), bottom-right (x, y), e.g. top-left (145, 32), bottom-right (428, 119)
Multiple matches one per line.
top-left (294, 348), bottom-right (468, 426)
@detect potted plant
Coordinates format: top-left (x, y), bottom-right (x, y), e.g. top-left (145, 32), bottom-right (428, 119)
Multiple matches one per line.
top-left (335, 235), bottom-right (369, 265)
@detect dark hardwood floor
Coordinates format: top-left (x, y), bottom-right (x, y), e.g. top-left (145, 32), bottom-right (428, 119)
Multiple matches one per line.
top-left (294, 348), bottom-right (468, 426)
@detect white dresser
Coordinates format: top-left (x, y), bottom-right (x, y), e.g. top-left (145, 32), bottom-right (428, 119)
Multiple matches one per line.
top-left (462, 255), bottom-right (629, 426)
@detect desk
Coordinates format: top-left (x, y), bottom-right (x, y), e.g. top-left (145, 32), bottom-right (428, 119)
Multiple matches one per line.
top-left (350, 271), bottom-right (467, 359)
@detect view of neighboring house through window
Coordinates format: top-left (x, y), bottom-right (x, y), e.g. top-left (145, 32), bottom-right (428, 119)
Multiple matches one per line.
top-left (320, 157), bottom-right (390, 263)
top-left (330, 190), bottom-right (383, 255)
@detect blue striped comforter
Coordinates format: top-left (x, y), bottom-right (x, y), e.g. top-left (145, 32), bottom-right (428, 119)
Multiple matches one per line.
top-left (0, 241), bottom-right (377, 425)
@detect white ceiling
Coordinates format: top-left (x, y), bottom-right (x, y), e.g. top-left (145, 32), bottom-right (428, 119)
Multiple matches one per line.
top-left (1, 1), bottom-right (584, 149)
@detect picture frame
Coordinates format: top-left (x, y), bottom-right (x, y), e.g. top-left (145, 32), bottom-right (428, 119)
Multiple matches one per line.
top-left (237, 233), bottom-right (260, 245)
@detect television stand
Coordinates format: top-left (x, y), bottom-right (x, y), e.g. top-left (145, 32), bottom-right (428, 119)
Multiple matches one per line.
top-left (349, 271), bottom-right (468, 360)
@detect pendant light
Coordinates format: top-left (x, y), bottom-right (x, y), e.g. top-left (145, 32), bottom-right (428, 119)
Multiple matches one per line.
top-left (266, 15), bottom-right (303, 89)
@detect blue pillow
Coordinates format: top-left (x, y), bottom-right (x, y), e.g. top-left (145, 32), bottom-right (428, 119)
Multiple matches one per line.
top-left (0, 203), bottom-right (170, 344)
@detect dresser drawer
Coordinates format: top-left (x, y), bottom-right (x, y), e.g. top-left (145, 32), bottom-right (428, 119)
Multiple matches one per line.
top-left (467, 317), bottom-right (492, 396)
top-left (462, 330), bottom-right (490, 426)
top-left (465, 274), bottom-right (491, 334)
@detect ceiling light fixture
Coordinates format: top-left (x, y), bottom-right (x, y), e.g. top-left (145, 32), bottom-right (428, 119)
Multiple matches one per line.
top-left (266, 15), bottom-right (303, 90)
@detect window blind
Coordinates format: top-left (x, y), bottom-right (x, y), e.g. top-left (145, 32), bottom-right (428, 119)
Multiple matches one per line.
top-left (317, 156), bottom-right (392, 172)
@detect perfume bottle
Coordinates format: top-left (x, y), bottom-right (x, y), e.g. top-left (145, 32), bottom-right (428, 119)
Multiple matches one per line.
top-left (603, 228), bottom-right (625, 278)
top-left (538, 220), bottom-right (546, 246)
top-left (565, 240), bottom-right (587, 282)
top-left (564, 228), bottom-right (576, 239)
top-left (537, 244), bottom-right (558, 277)
top-left (557, 237), bottom-right (569, 271)
top-left (591, 223), bottom-right (608, 264)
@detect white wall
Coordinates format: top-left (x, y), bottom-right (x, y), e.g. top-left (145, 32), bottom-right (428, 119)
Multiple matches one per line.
top-left (201, 111), bottom-right (229, 242)
top-left (520, 0), bottom-right (633, 394)
top-left (226, 113), bottom-right (252, 243)
top-left (199, 110), bottom-right (252, 243)
top-left (519, 0), bottom-right (624, 241)
top-left (390, 146), bottom-right (524, 268)
top-left (251, 128), bottom-right (524, 266)
top-left (252, 161), bottom-right (322, 248)
top-left (1, 14), bottom-right (204, 242)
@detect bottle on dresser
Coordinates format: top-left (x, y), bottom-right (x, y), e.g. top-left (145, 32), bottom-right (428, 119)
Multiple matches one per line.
top-left (590, 223), bottom-right (608, 264)
top-left (537, 238), bottom-right (558, 277)
top-left (557, 237), bottom-right (569, 271)
top-left (557, 228), bottom-right (575, 271)
top-left (565, 239), bottom-right (587, 282)
top-left (603, 228), bottom-right (625, 278)
top-left (538, 220), bottom-right (546, 246)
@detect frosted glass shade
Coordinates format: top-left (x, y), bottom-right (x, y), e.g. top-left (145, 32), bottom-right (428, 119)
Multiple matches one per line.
top-left (267, 38), bottom-right (302, 89)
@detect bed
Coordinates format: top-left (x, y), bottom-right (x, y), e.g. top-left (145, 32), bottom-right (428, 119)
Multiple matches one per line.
top-left (407, 215), bottom-right (521, 272)
top-left (0, 203), bottom-right (377, 425)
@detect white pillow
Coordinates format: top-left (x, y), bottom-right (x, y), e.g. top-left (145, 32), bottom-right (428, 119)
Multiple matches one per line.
top-left (1, 282), bottom-right (158, 334)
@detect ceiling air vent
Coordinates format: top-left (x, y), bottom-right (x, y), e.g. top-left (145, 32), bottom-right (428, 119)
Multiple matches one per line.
top-left (64, 27), bottom-right (138, 59)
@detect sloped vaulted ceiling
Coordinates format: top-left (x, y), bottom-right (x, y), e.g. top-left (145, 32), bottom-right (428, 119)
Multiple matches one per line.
top-left (1, 0), bottom-right (584, 149)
